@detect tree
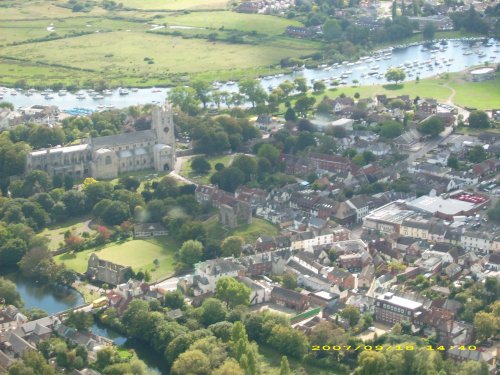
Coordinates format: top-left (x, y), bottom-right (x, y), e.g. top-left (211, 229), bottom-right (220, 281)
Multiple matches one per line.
top-left (392, 1), bottom-right (397, 18)
top-left (239, 79), bottom-right (267, 108)
top-left (179, 240), bottom-right (203, 266)
top-left (170, 86), bottom-right (201, 115)
top-left (200, 298), bottom-right (227, 326)
top-left (357, 350), bottom-right (387, 375)
top-left (0, 277), bottom-right (23, 307)
top-left (282, 272), bottom-right (297, 290)
top-left (211, 167), bottom-right (245, 192)
top-left (473, 312), bottom-right (497, 342)
top-left (212, 359), bottom-right (245, 375)
top-left (267, 325), bottom-right (309, 359)
top-left (279, 356), bottom-right (292, 375)
top-left (164, 291), bottom-right (185, 309)
top-left (191, 156), bottom-right (211, 175)
top-left (422, 22), bottom-right (435, 40)
top-left (65, 311), bottom-right (93, 332)
top-left (467, 145), bottom-right (487, 163)
top-left (323, 19), bottom-right (342, 41)
top-left (419, 116), bottom-right (444, 137)
top-left (8, 350), bottom-right (56, 375)
top-left (221, 236), bottom-right (243, 257)
top-left (284, 107), bottom-right (297, 122)
top-left (192, 80), bottom-right (211, 109)
top-left (119, 176), bottom-right (140, 191)
top-left (447, 155), bottom-right (459, 169)
top-left (294, 78), bottom-right (308, 94)
top-left (257, 144), bottom-right (280, 165)
top-left (294, 96), bottom-right (316, 118)
top-left (313, 81), bottom-right (326, 93)
top-left (215, 276), bottom-right (251, 308)
top-left (341, 305), bottom-right (361, 326)
top-left (385, 68), bottom-right (406, 84)
top-left (468, 110), bottom-right (490, 129)
top-left (231, 155), bottom-right (257, 182)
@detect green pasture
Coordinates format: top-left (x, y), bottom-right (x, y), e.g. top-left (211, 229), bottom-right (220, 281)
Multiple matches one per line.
top-left (117, 0), bottom-right (229, 10)
top-left (55, 237), bottom-right (178, 280)
top-left (179, 154), bottom-right (232, 185)
top-left (449, 75), bottom-right (500, 110)
top-left (203, 215), bottom-right (279, 244)
top-left (161, 11), bottom-right (301, 36)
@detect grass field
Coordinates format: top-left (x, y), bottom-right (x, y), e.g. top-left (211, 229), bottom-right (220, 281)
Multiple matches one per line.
top-left (40, 217), bottom-right (94, 251)
top-left (55, 237), bottom-right (178, 280)
top-left (118, 0), bottom-right (229, 10)
top-left (449, 75), bottom-right (500, 110)
top-left (161, 11), bottom-right (302, 36)
top-left (204, 215), bottom-right (279, 244)
top-left (179, 154), bottom-right (232, 184)
top-left (2, 31), bottom-right (316, 74)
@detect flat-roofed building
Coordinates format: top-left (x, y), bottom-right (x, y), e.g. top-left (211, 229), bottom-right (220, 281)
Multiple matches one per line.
top-left (363, 201), bottom-right (416, 235)
top-left (374, 292), bottom-right (423, 325)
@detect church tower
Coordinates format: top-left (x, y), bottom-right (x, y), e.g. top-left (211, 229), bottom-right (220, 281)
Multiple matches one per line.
top-left (152, 101), bottom-right (175, 147)
top-left (152, 101), bottom-right (176, 172)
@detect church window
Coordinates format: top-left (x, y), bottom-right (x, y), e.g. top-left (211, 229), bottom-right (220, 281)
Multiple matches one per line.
top-left (163, 127), bottom-right (169, 133)
top-left (105, 156), bottom-right (112, 165)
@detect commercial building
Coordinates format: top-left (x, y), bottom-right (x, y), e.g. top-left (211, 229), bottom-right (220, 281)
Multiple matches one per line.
top-left (374, 292), bottom-right (423, 325)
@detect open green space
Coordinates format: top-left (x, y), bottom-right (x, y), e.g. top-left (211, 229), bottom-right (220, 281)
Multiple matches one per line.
top-left (204, 215), bottom-right (279, 244)
top-left (40, 217), bottom-right (94, 251)
top-left (118, 0), bottom-right (229, 10)
top-left (160, 11), bottom-right (302, 36)
top-left (449, 75), bottom-right (500, 110)
top-left (55, 237), bottom-right (178, 280)
top-left (311, 72), bottom-right (499, 110)
top-left (179, 154), bottom-right (232, 184)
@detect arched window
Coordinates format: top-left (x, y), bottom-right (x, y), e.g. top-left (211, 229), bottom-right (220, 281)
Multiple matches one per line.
top-left (105, 156), bottom-right (112, 165)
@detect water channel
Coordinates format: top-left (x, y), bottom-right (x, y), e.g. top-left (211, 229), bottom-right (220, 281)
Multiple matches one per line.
top-left (1, 38), bottom-right (498, 111)
top-left (8, 275), bottom-right (166, 374)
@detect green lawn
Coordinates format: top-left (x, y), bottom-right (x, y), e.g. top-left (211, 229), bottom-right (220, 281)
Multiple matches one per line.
top-left (40, 217), bottom-right (94, 251)
top-left (162, 11), bottom-right (301, 36)
top-left (118, 0), bottom-right (229, 10)
top-left (55, 237), bottom-right (178, 280)
top-left (179, 154), bottom-right (232, 185)
top-left (449, 75), bottom-right (500, 110)
top-left (204, 215), bottom-right (279, 244)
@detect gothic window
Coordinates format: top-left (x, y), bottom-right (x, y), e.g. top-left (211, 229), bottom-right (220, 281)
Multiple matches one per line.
top-left (163, 127), bottom-right (169, 133)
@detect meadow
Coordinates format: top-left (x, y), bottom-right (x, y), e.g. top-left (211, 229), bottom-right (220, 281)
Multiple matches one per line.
top-left (0, 0), bottom-right (319, 87)
top-left (203, 215), bottom-right (279, 243)
top-left (54, 237), bottom-right (178, 280)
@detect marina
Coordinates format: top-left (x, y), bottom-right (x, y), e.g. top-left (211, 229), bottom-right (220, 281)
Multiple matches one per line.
top-left (0, 37), bottom-right (498, 111)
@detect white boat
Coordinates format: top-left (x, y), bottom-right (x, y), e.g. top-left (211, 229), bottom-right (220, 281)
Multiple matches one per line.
top-left (45, 94), bottom-right (54, 99)
top-left (93, 94), bottom-right (104, 100)
top-left (103, 89), bottom-right (112, 95)
top-left (58, 90), bottom-right (67, 96)
top-left (226, 81), bottom-right (235, 85)
top-left (131, 88), bottom-right (138, 92)
top-left (119, 88), bottom-right (129, 95)
top-left (76, 94), bottom-right (85, 99)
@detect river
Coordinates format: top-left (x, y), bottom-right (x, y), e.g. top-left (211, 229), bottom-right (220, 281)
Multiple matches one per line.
top-left (9, 275), bottom-right (167, 374)
top-left (1, 37), bottom-right (498, 111)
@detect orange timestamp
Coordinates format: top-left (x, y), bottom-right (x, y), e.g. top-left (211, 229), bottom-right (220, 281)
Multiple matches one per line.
top-left (311, 345), bottom-right (477, 351)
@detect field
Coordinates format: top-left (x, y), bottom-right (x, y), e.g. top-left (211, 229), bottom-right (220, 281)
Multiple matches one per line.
top-left (40, 217), bottom-right (94, 251)
top-left (55, 237), bottom-right (178, 281)
top-left (0, 0), bottom-right (320, 87)
top-left (179, 154), bottom-right (232, 184)
top-left (204, 215), bottom-right (279, 243)
top-left (449, 75), bottom-right (500, 110)
top-left (311, 72), bottom-right (500, 110)
top-left (118, 0), bottom-right (229, 10)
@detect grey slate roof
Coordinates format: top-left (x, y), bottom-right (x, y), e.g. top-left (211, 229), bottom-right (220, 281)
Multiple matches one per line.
top-left (92, 130), bottom-right (157, 148)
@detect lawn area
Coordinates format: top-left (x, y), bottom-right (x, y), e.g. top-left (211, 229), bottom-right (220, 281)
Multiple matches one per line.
top-left (319, 80), bottom-right (453, 103)
top-left (179, 154), bottom-right (232, 184)
top-left (55, 237), bottom-right (178, 281)
top-left (204, 215), bottom-right (279, 243)
top-left (450, 74), bottom-right (500, 110)
top-left (162, 11), bottom-right (301, 36)
top-left (40, 217), bottom-right (94, 251)
top-left (118, 0), bottom-right (229, 10)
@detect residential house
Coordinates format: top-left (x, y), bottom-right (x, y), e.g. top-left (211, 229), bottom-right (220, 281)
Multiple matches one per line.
top-left (358, 264), bottom-right (375, 288)
top-left (270, 286), bottom-right (309, 311)
top-left (326, 268), bottom-right (355, 290)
